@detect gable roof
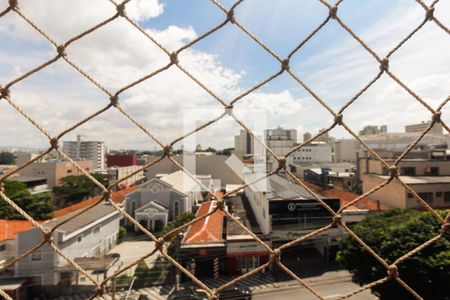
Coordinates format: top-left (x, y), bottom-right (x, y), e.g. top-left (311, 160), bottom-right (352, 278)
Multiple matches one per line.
top-left (182, 200), bottom-right (225, 245)
top-left (42, 203), bottom-right (118, 235)
top-left (135, 201), bottom-right (168, 212)
top-left (160, 170), bottom-right (201, 195)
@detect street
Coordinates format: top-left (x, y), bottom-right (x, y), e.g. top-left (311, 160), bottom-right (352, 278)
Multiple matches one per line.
top-left (254, 275), bottom-right (377, 300)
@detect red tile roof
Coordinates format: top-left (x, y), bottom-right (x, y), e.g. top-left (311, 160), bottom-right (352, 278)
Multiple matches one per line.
top-left (0, 220), bottom-right (37, 242)
top-left (300, 180), bottom-right (385, 211)
top-left (0, 185), bottom-right (137, 241)
top-left (53, 185), bottom-right (136, 217)
top-left (183, 200), bottom-right (225, 244)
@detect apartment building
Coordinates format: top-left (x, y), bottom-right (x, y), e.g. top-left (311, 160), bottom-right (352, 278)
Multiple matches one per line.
top-left (63, 135), bottom-right (106, 170)
top-left (234, 130), bottom-right (256, 160)
top-left (19, 160), bottom-right (93, 188)
top-left (290, 142), bottom-right (332, 163)
top-left (361, 158), bottom-right (450, 209)
top-left (107, 165), bottom-right (144, 190)
top-left (405, 120), bottom-right (443, 134)
top-left (265, 127), bottom-right (297, 171)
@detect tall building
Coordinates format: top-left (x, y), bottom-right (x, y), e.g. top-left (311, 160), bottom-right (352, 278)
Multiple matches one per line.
top-left (303, 132), bottom-right (312, 142)
top-left (265, 127), bottom-right (297, 171)
top-left (405, 121), bottom-right (443, 135)
top-left (63, 135), bottom-right (106, 170)
top-left (234, 130), bottom-right (255, 159)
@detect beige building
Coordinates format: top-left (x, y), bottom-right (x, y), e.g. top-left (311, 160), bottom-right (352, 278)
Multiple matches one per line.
top-left (359, 158), bottom-right (450, 177)
top-left (19, 160), bottom-right (93, 188)
top-left (361, 158), bottom-right (450, 209)
top-left (362, 174), bottom-right (450, 209)
top-left (405, 121), bottom-right (443, 135)
top-left (14, 152), bottom-right (42, 166)
top-left (107, 165), bottom-right (144, 189)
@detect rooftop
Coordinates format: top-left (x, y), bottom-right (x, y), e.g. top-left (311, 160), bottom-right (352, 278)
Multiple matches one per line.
top-left (267, 175), bottom-right (325, 200)
top-left (42, 202), bottom-right (118, 235)
top-left (182, 200), bottom-right (225, 245)
top-left (373, 175), bottom-right (450, 184)
top-left (0, 219), bottom-right (40, 242)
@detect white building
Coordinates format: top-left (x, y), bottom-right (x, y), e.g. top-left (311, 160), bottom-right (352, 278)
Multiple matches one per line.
top-left (265, 127), bottom-right (297, 171)
top-left (334, 139), bottom-right (361, 163)
top-left (63, 135), bottom-right (106, 170)
top-left (15, 203), bottom-right (121, 287)
top-left (291, 142), bottom-right (332, 163)
top-left (125, 171), bottom-right (201, 231)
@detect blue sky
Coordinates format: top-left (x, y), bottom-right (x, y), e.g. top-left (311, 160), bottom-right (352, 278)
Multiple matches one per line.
top-left (0, 0), bottom-right (449, 150)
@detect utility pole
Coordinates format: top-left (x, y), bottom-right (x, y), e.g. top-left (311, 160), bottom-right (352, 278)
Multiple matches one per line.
top-left (111, 276), bottom-right (116, 300)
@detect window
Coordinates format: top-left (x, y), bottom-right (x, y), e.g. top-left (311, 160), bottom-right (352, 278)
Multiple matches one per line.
top-left (0, 244), bottom-right (5, 252)
top-left (31, 251), bottom-right (42, 261)
top-left (400, 167), bottom-right (416, 176)
top-left (418, 192), bottom-right (433, 204)
top-left (67, 169), bottom-right (72, 174)
top-left (77, 236), bottom-right (83, 243)
top-left (444, 192), bottom-right (450, 202)
top-left (436, 192), bottom-right (442, 197)
top-left (424, 167), bottom-right (439, 176)
top-left (174, 201), bottom-right (180, 217)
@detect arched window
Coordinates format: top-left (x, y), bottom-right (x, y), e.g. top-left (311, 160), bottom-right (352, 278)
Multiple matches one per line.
top-left (174, 201), bottom-right (180, 217)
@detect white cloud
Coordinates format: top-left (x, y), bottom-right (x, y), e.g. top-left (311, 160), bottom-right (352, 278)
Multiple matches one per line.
top-left (125, 0), bottom-right (164, 22)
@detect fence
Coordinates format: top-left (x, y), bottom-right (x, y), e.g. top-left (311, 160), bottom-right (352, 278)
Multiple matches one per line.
top-left (0, 0), bottom-right (449, 299)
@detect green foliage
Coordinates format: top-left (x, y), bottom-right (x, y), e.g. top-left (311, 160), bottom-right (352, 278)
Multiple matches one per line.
top-left (134, 257), bottom-right (169, 287)
top-left (118, 226), bottom-right (127, 243)
top-left (337, 209), bottom-right (449, 300)
top-left (115, 274), bottom-right (133, 287)
top-left (0, 180), bottom-right (53, 220)
top-left (217, 148), bottom-right (234, 156)
top-left (53, 173), bottom-right (108, 204)
top-left (0, 152), bottom-right (15, 164)
top-left (160, 212), bottom-right (195, 237)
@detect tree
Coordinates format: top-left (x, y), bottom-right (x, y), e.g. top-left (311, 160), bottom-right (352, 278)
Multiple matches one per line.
top-left (118, 226), bottom-right (127, 243)
top-left (160, 212), bottom-right (195, 237)
top-left (53, 173), bottom-right (108, 204)
top-left (337, 209), bottom-right (449, 300)
top-left (0, 152), bottom-right (16, 164)
top-left (218, 147), bottom-right (234, 156)
top-left (0, 180), bottom-right (53, 220)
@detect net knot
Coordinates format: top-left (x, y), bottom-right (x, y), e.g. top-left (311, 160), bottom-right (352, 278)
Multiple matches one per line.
top-left (380, 58), bottom-right (389, 71)
top-left (432, 111), bottom-right (441, 123)
top-left (163, 145), bottom-right (172, 157)
top-left (442, 222), bottom-right (449, 235)
top-left (334, 114), bottom-right (343, 125)
top-left (333, 215), bottom-right (343, 225)
top-left (329, 6), bottom-right (338, 19)
top-left (425, 7), bottom-right (434, 21)
top-left (44, 231), bottom-right (54, 242)
top-left (0, 87), bottom-right (10, 99)
top-left (271, 249), bottom-right (281, 263)
top-left (227, 9), bottom-right (236, 24)
top-left (225, 104), bottom-right (233, 116)
top-left (8, 0), bottom-right (18, 9)
top-left (50, 137), bottom-right (59, 149)
top-left (278, 157), bottom-right (287, 170)
top-left (170, 52), bottom-right (179, 64)
top-left (155, 237), bottom-right (164, 250)
top-left (102, 190), bottom-right (111, 200)
top-left (56, 45), bottom-right (67, 57)
top-left (216, 200), bottom-right (225, 210)
top-left (387, 265), bottom-right (399, 279)
top-left (389, 166), bottom-right (398, 178)
top-left (116, 3), bottom-right (127, 17)
top-left (281, 58), bottom-right (290, 71)
top-left (110, 95), bottom-right (119, 106)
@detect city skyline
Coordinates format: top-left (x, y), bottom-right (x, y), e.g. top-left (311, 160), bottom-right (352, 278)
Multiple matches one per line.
top-left (1, 0), bottom-right (449, 150)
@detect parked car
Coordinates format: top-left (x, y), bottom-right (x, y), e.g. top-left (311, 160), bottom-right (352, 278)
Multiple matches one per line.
top-left (168, 287), bottom-right (208, 300)
top-left (217, 285), bottom-right (252, 300)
